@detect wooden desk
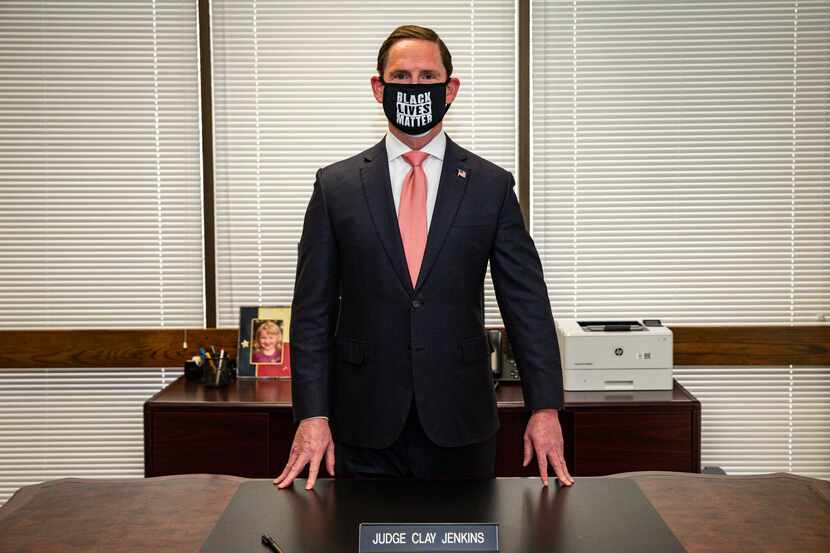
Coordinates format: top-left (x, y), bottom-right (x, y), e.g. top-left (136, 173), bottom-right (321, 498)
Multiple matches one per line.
top-left (144, 377), bottom-right (700, 477)
top-left (0, 473), bottom-right (827, 553)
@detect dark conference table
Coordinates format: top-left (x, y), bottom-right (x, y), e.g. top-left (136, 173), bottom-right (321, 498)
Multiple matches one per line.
top-left (0, 472), bottom-right (828, 553)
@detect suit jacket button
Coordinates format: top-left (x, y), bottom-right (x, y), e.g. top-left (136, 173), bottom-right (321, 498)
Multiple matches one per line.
top-left (411, 299), bottom-right (423, 309)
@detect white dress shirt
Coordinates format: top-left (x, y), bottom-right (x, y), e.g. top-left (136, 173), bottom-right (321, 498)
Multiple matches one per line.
top-left (385, 130), bottom-right (446, 230)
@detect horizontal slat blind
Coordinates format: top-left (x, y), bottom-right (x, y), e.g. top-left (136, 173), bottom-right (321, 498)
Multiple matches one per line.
top-left (792, 367), bottom-right (830, 477)
top-left (212, 0), bottom-right (516, 327)
top-left (0, 367), bottom-right (183, 507)
top-left (0, 0), bottom-right (204, 327)
top-left (531, 0), bottom-right (829, 324)
top-left (676, 366), bottom-right (830, 479)
top-left (676, 366), bottom-right (791, 474)
top-left (531, 0), bottom-right (830, 479)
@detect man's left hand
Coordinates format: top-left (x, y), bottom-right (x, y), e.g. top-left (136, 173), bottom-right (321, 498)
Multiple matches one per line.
top-left (523, 409), bottom-right (574, 487)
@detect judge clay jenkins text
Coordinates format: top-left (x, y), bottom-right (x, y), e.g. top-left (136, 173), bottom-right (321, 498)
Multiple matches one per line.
top-left (396, 91), bottom-right (433, 128)
top-left (372, 531), bottom-right (486, 546)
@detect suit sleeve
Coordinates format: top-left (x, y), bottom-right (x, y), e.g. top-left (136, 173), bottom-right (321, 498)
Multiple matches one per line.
top-left (290, 169), bottom-right (339, 421)
top-left (489, 173), bottom-right (564, 410)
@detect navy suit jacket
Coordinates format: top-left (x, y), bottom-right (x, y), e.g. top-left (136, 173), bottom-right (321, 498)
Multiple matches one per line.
top-left (290, 136), bottom-right (563, 448)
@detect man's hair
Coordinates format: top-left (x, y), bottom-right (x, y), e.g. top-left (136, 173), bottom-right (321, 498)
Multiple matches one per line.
top-left (377, 25), bottom-right (453, 78)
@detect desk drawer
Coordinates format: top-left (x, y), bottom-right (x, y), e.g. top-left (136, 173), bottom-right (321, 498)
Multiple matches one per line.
top-left (572, 411), bottom-right (694, 475)
top-left (149, 410), bottom-right (270, 477)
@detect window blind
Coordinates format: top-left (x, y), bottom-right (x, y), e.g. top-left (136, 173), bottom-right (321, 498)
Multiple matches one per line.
top-left (0, 0), bottom-right (204, 328)
top-left (0, 367), bottom-right (183, 507)
top-left (212, 0), bottom-right (517, 327)
top-left (531, 0), bottom-right (828, 324)
top-left (675, 365), bottom-right (830, 479)
top-left (532, 0), bottom-right (829, 478)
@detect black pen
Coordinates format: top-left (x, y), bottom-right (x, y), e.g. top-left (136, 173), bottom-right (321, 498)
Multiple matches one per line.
top-left (261, 533), bottom-right (284, 553)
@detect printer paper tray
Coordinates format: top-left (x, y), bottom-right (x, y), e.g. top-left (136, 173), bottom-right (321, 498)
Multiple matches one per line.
top-left (563, 368), bottom-right (673, 391)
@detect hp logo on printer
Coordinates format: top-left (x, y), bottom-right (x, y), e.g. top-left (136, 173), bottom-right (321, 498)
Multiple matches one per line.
top-left (614, 347), bottom-right (624, 356)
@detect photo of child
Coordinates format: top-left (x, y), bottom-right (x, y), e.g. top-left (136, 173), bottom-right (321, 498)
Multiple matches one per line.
top-left (251, 319), bottom-right (291, 378)
top-left (236, 306), bottom-right (292, 379)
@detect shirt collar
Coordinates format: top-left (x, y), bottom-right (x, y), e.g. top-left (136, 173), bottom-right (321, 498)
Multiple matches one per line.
top-left (385, 129), bottom-right (446, 163)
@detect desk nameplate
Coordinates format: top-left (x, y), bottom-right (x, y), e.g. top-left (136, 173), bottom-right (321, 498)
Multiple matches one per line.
top-left (359, 523), bottom-right (498, 553)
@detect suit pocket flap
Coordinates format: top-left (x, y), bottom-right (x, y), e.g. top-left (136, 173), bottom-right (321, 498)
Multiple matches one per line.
top-left (336, 338), bottom-right (365, 365)
top-left (461, 334), bottom-right (490, 363)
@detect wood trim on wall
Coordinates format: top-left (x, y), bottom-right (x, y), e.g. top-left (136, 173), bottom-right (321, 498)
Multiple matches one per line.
top-left (671, 326), bottom-right (830, 367)
top-left (0, 326), bottom-right (827, 369)
top-left (0, 329), bottom-right (237, 369)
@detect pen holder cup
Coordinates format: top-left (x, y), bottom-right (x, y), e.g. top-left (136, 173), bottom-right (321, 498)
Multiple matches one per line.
top-left (202, 358), bottom-right (236, 388)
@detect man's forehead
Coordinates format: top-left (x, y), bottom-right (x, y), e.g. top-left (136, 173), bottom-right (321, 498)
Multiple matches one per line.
top-left (385, 39), bottom-right (445, 72)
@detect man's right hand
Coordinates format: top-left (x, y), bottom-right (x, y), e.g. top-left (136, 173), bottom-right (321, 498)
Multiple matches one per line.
top-left (273, 417), bottom-right (335, 490)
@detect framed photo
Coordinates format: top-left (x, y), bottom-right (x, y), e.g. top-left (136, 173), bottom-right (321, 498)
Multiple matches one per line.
top-left (237, 306), bottom-right (292, 379)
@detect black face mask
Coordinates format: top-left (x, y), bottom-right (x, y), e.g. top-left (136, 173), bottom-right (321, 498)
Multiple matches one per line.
top-left (381, 80), bottom-right (451, 136)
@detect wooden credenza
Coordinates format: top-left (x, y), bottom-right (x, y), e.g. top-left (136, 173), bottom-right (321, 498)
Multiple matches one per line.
top-left (144, 376), bottom-right (700, 478)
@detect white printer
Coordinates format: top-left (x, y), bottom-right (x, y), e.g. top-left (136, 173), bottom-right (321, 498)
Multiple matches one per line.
top-left (555, 319), bottom-right (673, 391)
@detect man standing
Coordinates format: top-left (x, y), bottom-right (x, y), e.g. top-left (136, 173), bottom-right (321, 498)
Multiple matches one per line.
top-left (274, 25), bottom-right (573, 489)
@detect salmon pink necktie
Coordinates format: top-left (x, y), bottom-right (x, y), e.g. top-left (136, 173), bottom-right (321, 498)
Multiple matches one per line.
top-left (399, 150), bottom-right (429, 287)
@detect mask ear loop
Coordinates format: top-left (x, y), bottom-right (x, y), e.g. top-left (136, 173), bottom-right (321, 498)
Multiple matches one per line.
top-left (442, 79), bottom-right (453, 115)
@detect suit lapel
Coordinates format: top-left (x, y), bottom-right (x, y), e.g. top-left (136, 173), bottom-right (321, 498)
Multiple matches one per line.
top-left (360, 140), bottom-right (415, 296)
top-left (414, 137), bottom-right (470, 293)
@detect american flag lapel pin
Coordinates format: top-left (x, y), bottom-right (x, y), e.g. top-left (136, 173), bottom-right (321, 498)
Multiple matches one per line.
top-left (457, 168), bottom-right (467, 179)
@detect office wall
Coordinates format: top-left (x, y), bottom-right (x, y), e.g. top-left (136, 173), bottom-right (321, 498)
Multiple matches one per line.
top-left (0, 0), bottom-right (828, 506)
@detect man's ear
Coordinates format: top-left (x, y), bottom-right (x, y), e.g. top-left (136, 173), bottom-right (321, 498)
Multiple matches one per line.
top-left (370, 75), bottom-right (384, 104)
top-left (446, 77), bottom-right (461, 104)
